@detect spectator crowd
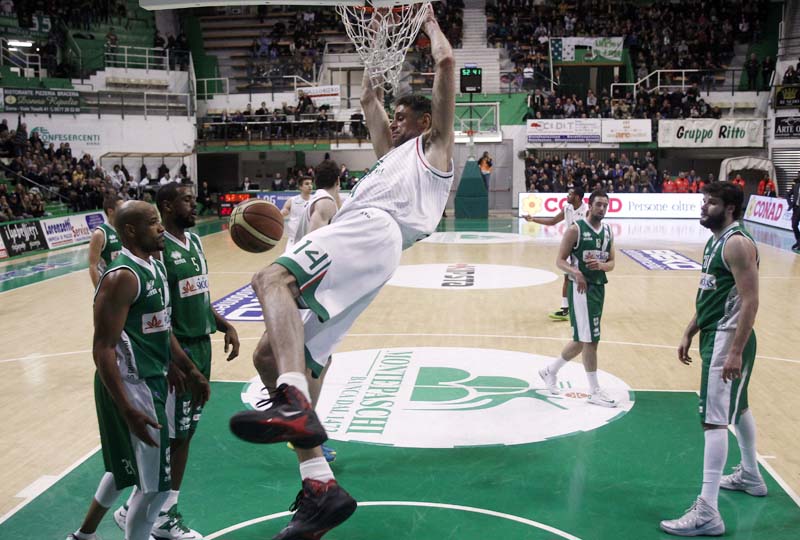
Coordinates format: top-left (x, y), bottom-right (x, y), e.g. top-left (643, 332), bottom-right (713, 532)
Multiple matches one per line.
top-left (0, 117), bottom-right (190, 223)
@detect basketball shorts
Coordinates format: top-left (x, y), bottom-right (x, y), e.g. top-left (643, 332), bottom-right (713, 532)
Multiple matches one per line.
top-left (698, 329), bottom-right (756, 425)
top-left (167, 335), bottom-right (212, 440)
top-left (95, 373), bottom-right (170, 493)
top-left (568, 280), bottom-right (604, 343)
top-left (274, 208), bottom-right (403, 375)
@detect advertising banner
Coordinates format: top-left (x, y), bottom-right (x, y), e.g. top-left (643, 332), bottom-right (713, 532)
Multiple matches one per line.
top-left (774, 117), bottom-right (800, 139)
top-left (518, 192), bottom-right (705, 219)
top-left (550, 37), bottom-right (623, 63)
top-left (0, 113), bottom-right (196, 157)
top-left (2, 88), bottom-right (81, 114)
top-left (743, 195), bottom-right (793, 231)
top-left (40, 211), bottom-right (107, 249)
top-left (601, 119), bottom-right (652, 143)
top-left (527, 118), bottom-right (602, 144)
top-left (658, 119), bottom-right (764, 148)
top-left (299, 85), bottom-right (341, 108)
top-left (0, 220), bottom-right (47, 257)
top-left (0, 242), bottom-right (7, 259)
top-left (775, 85), bottom-right (800, 109)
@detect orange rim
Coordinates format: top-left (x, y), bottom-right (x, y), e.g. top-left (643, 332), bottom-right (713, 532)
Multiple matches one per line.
top-left (348, 3), bottom-right (416, 14)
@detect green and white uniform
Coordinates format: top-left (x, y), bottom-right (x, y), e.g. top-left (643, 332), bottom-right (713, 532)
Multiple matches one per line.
top-left (275, 135), bottom-right (453, 375)
top-left (696, 222), bottom-right (758, 425)
top-left (568, 219), bottom-right (612, 343)
top-left (96, 222), bottom-right (122, 274)
top-left (161, 231), bottom-right (216, 440)
top-left (94, 248), bottom-right (172, 492)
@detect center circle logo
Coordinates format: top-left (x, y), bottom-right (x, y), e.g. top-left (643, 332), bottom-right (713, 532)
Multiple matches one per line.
top-left (387, 264), bottom-right (558, 289)
top-left (421, 232), bottom-right (534, 244)
top-left (241, 347), bottom-right (634, 448)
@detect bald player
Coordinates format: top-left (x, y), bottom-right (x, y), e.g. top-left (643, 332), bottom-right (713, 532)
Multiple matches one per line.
top-left (67, 202), bottom-right (209, 540)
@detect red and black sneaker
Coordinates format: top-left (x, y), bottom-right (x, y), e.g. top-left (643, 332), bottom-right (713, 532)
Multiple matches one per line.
top-left (273, 479), bottom-right (357, 540)
top-left (229, 384), bottom-right (328, 449)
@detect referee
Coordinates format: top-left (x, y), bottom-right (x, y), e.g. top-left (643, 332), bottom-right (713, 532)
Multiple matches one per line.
top-left (789, 174), bottom-right (800, 251)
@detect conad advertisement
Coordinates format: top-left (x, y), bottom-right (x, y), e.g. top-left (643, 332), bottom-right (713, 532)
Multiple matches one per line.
top-left (0, 114), bottom-right (195, 157)
top-left (518, 193), bottom-right (705, 219)
top-left (743, 195), bottom-right (793, 231)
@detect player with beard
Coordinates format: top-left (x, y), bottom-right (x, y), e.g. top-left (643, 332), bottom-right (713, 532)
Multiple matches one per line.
top-left (525, 185), bottom-right (588, 320)
top-left (112, 183), bottom-right (240, 540)
top-left (227, 6), bottom-right (455, 539)
top-left (661, 182), bottom-right (765, 537)
top-left (537, 189), bottom-right (619, 407)
top-left (67, 202), bottom-right (209, 540)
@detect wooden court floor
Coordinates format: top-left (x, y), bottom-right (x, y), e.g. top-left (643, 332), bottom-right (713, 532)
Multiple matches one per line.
top-left (0, 217), bottom-right (798, 528)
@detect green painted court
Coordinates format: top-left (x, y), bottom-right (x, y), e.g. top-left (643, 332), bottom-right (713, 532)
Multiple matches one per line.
top-left (2, 383), bottom-right (798, 540)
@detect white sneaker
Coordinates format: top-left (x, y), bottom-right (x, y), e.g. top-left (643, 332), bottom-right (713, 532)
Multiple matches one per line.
top-left (151, 505), bottom-right (204, 540)
top-left (113, 504), bottom-right (128, 530)
top-left (660, 497), bottom-right (725, 536)
top-left (721, 463), bottom-right (768, 496)
top-left (587, 388), bottom-right (618, 408)
top-left (538, 368), bottom-right (560, 395)
top-left (66, 534), bottom-right (95, 540)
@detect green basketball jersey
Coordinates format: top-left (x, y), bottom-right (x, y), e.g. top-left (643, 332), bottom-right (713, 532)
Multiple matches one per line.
top-left (97, 223), bottom-right (122, 267)
top-left (571, 219), bottom-right (612, 285)
top-left (696, 222), bottom-right (758, 332)
top-left (98, 248), bottom-right (172, 380)
top-left (161, 231), bottom-right (216, 339)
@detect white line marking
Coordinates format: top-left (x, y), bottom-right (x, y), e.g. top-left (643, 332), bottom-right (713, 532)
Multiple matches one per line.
top-left (2, 333), bottom-right (798, 366)
top-left (758, 456), bottom-right (800, 508)
top-left (204, 501), bottom-right (583, 540)
top-left (0, 445), bottom-right (101, 525)
top-left (0, 270), bottom-right (78, 295)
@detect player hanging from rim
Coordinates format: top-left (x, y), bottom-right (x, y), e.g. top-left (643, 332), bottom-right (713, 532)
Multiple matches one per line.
top-left (112, 183), bottom-right (241, 540)
top-left (524, 185), bottom-right (587, 320)
top-left (261, 160), bottom-right (343, 463)
top-left (660, 182), bottom-right (765, 537)
top-left (538, 189), bottom-right (619, 408)
top-left (281, 176), bottom-right (313, 250)
top-left (228, 6), bottom-right (455, 540)
top-left (67, 201), bottom-right (210, 540)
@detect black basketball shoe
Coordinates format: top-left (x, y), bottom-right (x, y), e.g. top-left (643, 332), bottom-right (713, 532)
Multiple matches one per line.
top-left (273, 479), bottom-right (358, 540)
top-left (230, 384), bottom-right (327, 449)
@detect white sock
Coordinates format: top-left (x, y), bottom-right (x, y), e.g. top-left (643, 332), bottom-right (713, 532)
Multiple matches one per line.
top-left (72, 531), bottom-right (96, 540)
top-left (299, 457), bottom-right (335, 482)
top-left (735, 410), bottom-right (759, 475)
top-left (560, 297), bottom-right (569, 309)
top-left (161, 490), bottom-right (179, 512)
top-left (94, 471), bottom-right (121, 508)
top-left (277, 371), bottom-right (311, 402)
top-left (700, 429), bottom-right (728, 510)
top-left (126, 490), bottom-right (170, 540)
top-left (547, 356), bottom-right (569, 375)
top-left (585, 371), bottom-right (599, 391)
top-left (125, 486), bottom-right (138, 509)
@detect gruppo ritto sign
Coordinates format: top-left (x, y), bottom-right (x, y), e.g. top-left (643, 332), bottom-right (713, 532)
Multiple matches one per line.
top-left (658, 119), bottom-right (763, 147)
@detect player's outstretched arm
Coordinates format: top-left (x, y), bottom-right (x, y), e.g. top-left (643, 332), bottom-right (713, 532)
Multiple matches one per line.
top-left (525, 210), bottom-right (565, 225)
top-left (93, 268), bottom-right (161, 447)
top-left (422, 4), bottom-right (455, 172)
top-left (87, 229), bottom-right (105, 288)
top-left (360, 69), bottom-right (392, 159)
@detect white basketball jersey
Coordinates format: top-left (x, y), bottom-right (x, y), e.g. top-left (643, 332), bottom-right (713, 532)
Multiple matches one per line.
top-left (293, 190), bottom-right (337, 243)
top-left (564, 201), bottom-right (588, 227)
top-left (284, 194), bottom-right (309, 242)
top-left (336, 135), bottom-right (454, 249)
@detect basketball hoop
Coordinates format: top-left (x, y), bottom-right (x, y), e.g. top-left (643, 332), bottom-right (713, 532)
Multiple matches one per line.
top-left (336, 1), bottom-right (431, 95)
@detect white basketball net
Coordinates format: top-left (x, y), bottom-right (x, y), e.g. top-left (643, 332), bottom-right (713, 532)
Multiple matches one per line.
top-left (336, 1), bottom-right (430, 95)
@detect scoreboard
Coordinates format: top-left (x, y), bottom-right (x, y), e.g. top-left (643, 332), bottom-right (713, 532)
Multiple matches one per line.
top-left (218, 192), bottom-right (254, 217)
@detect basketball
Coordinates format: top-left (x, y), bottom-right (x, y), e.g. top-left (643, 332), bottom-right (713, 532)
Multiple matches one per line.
top-left (228, 199), bottom-right (284, 253)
